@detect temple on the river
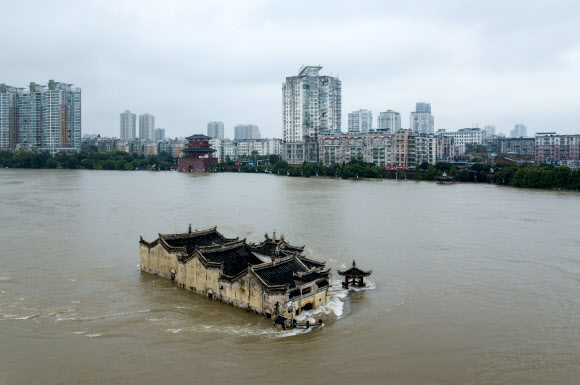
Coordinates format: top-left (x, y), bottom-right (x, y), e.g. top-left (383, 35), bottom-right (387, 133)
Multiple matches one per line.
top-left (139, 226), bottom-right (331, 319)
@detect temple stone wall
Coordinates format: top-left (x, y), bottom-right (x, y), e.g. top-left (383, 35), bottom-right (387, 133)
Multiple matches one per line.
top-left (140, 243), bottom-right (179, 280)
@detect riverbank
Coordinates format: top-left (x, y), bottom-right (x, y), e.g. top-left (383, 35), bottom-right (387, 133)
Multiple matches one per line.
top-left (211, 160), bottom-right (580, 191)
top-left (0, 150), bottom-right (174, 170)
top-left (3, 150), bottom-right (579, 191)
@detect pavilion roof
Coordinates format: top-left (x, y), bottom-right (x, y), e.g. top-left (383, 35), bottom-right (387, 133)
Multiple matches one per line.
top-left (337, 260), bottom-right (372, 277)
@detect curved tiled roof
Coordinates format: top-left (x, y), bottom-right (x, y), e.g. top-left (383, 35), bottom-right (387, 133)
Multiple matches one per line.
top-left (337, 260), bottom-right (372, 277)
top-left (252, 257), bottom-right (309, 288)
top-left (199, 242), bottom-right (263, 278)
top-left (248, 238), bottom-right (305, 258)
top-left (297, 255), bottom-right (326, 269)
top-left (151, 227), bottom-right (238, 253)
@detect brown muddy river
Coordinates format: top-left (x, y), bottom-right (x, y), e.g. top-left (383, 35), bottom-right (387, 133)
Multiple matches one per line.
top-left (0, 169), bottom-right (579, 384)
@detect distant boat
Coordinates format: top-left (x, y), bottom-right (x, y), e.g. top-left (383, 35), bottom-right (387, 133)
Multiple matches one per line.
top-left (437, 172), bottom-right (454, 185)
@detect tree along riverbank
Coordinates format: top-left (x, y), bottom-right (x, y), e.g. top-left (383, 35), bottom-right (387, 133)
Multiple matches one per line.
top-left (0, 150), bottom-right (175, 170)
top-left (2, 150), bottom-right (579, 191)
top-left (211, 160), bottom-right (580, 191)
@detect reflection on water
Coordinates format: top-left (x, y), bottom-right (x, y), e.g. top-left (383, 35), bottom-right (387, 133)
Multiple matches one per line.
top-left (1, 169), bottom-right (579, 384)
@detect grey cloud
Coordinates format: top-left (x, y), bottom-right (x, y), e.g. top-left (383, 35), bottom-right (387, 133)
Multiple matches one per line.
top-left (1, 0), bottom-right (578, 138)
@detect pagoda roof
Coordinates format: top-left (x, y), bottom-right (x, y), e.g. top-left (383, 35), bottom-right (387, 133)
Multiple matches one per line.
top-left (185, 134), bottom-right (212, 140)
top-left (181, 147), bottom-right (216, 153)
top-left (248, 235), bottom-right (305, 258)
top-left (337, 260), bottom-right (372, 277)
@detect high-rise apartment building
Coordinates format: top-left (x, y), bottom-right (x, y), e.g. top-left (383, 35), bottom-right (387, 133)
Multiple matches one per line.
top-left (484, 125), bottom-right (496, 137)
top-left (282, 66), bottom-right (341, 163)
top-left (207, 121), bottom-right (224, 139)
top-left (155, 128), bottom-right (166, 141)
top-left (348, 109), bottom-right (372, 133)
top-left (410, 102), bottom-right (434, 134)
top-left (138, 113), bottom-right (155, 140)
top-left (510, 123), bottom-right (527, 138)
top-left (234, 124), bottom-right (260, 140)
top-left (0, 84), bottom-right (19, 150)
top-left (42, 80), bottom-right (82, 152)
top-left (120, 110), bottom-right (136, 140)
top-left (377, 110), bottom-right (401, 132)
top-left (0, 80), bottom-right (81, 153)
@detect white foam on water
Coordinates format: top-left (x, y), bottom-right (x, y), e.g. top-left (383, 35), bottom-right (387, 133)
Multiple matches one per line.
top-left (86, 333), bottom-right (102, 338)
top-left (3, 313), bottom-right (40, 320)
top-left (0, 276), bottom-right (12, 281)
top-left (346, 279), bottom-right (377, 292)
top-left (57, 309), bottom-right (151, 322)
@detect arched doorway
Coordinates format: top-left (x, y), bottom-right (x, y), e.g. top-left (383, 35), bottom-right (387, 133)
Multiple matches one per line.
top-left (170, 268), bottom-right (176, 281)
top-left (301, 302), bottom-right (313, 312)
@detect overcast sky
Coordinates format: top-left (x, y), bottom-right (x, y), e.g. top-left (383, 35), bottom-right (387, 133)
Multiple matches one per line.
top-left (2, 0), bottom-right (579, 138)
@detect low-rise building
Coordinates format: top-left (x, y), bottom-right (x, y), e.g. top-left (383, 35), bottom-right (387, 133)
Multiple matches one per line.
top-left (436, 135), bottom-right (455, 162)
top-left (439, 128), bottom-right (485, 154)
top-left (535, 132), bottom-right (580, 163)
top-left (486, 137), bottom-right (535, 156)
top-left (318, 130), bottom-right (414, 168)
top-left (413, 133), bottom-right (437, 166)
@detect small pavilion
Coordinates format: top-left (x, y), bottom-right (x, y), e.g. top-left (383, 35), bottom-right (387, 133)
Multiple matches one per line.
top-left (337, 260), bottom-right (372, 289)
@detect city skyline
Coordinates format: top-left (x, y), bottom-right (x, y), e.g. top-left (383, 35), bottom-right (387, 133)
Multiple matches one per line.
top-left (2, 1), bottom-right (579, 139)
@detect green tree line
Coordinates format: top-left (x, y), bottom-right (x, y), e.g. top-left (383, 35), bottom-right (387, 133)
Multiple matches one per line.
top-left (212, 159), bottom-right (383, 179)
top-left (0, 150), bottom-right (176, 171)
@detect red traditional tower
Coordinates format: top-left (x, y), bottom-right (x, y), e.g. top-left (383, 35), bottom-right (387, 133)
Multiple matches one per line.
top-left (178, 134), bottom-right (218, 172)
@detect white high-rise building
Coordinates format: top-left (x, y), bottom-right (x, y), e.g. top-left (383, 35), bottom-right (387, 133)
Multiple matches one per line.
top-left (348, 109), bottom-right (372, 133)
top-left (0, 84), bottom-right (20, 150)
top-left (510, 123), bottom-right (527, 138)
top-left (155, 128), bottom-right (165, 141)
top-left (139, 113), bottom-right (155, 140)
top-left (377, 110), bottom-right (401, 132)
top-left (410, 102), bottom-right (434, 134)
top-left (484, 125), bottom-right (496, 137)
top-left (234, 124), bottom-right (260, 140)
top-left (208, 121), bottom-right (224, 139)
top-left (41, 80), bottom-right (82, 153)
top-left (120, 110), bottom-right (136, 140)
top-left (282, 66), bottom-right (341, 163)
